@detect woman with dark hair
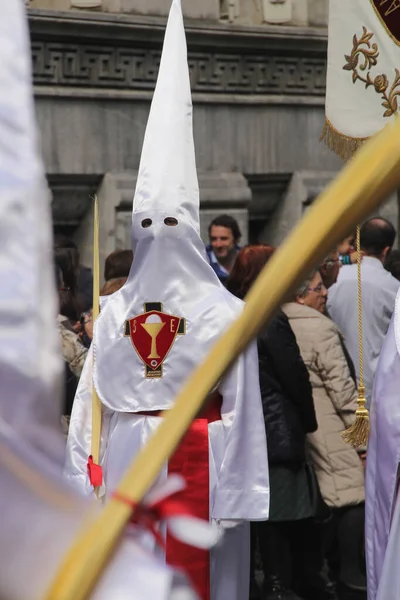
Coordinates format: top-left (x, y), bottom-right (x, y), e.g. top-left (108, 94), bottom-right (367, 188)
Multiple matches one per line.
top-left (227, 245), bottom-right (337, 600)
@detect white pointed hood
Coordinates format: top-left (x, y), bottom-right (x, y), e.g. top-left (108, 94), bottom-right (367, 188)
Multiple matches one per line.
top-left (94, 0), bottom-right (243, 411)
top-left (0, 0), bottom-right (63, 460)
top-left (132, 0), bottom-right (199, 237)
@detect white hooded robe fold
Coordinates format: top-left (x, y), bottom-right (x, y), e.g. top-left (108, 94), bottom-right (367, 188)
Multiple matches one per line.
top-left (65, 1), bottom-right (270, 598)
top-left (0, 2), bottom-right (197, 598)
top-left (365, 291), bottom-right (400, 600)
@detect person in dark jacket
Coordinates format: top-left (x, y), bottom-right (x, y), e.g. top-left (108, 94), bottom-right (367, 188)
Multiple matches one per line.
top-left (227, 245), bottom-right (338, 600)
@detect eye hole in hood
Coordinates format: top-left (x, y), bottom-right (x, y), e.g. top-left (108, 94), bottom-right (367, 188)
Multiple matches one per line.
top-left (141, 218), bottom-right (152, 228)
top-left (164, 217), bottom-right (178, 226)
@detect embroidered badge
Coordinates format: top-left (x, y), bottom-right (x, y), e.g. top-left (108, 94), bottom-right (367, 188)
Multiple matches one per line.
top-left (124, 302), bottom-right (186, 378)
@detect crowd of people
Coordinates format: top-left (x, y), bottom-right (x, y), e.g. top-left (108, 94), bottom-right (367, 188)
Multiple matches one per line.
top-left (54, 212), bottom-right (400, 600)
top-left (5, 0), bottom-right (400, 597)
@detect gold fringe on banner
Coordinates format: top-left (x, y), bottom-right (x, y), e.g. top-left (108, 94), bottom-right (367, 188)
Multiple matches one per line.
top-left (320, 118), bottom-right (369, 161)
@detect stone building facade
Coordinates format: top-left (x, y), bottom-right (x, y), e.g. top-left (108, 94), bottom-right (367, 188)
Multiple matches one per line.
top-left (27, 0), bottom-right (397, 274)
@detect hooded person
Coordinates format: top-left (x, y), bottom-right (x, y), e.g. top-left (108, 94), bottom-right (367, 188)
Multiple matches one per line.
top-left (365, 291), bottom-right (400, 600)
top-left (64, 1), bottom-right (270, 599)
top-left (0, 2), bottom-right (197, 599)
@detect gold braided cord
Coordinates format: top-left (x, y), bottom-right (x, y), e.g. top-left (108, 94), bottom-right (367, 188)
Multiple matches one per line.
top-left (342, 224), bottom-right (370, 447)
top-left (357, 225), bottom-right (363, 390)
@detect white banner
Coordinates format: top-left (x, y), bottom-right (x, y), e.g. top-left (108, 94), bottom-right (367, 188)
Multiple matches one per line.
top-left (322, 0), bottom-right (400, 159)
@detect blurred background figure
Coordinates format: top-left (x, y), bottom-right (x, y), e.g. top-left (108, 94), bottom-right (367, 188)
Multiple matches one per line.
top-left (319, 251), bottom-right (341, 291)
top-left (385, 248), bottom-right (400, 281)
top-left (82, 264), bottom-right (132, 346)
top-left (101, 248), bottom-right (133, 297)
top-left (54, 242), bottom-right (81, 326)
top-left (284, 271), bottom-right (366, 600)
top-left (104, 248), bottom-right (133, 282)
top-left (100, 278), bottom-right (127, 296)
top-left (54, 234), bottom-right (93, 314)
top-left (54, 260), bottom-right (87, 425)
top-left (206, 214), bottom-right (241, 284)
top-left (69, 249), bottom-right (134, 354)
top-left (227, 246), bottom-right (334, 600)
top-left (337, 234), bottom-right (357, 266)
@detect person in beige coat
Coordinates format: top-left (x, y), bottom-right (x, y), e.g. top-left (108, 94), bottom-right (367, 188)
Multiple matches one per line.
top-left (283, 269), bottom-right (366, 596)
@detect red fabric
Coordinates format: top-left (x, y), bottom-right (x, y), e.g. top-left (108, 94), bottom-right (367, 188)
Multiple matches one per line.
top-left (113, 492), bottom-right (199, 551)
top-left (133, 392), bottom-right (222, 600)
top-left (167, 418), bottom-right (211, 600)
top-left (87, 455), bottom-right (103, 487)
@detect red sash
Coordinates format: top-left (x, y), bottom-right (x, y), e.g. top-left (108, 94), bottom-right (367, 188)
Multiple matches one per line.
top-left (138, 392), bottom-right (222, 600)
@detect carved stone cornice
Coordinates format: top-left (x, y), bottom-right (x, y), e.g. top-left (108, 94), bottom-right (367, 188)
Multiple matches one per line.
top-left (29, 9), bottom-right (328, 102)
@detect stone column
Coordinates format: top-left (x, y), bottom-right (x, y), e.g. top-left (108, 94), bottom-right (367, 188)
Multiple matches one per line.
top-left (74, 171), bottom-right (137, 283)
top-left (259, 170), bottom-right (337, 247)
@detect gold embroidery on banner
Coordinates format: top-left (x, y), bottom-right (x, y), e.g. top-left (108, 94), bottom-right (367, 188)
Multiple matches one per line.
top-left (343, 27), bottom-right (400, 118)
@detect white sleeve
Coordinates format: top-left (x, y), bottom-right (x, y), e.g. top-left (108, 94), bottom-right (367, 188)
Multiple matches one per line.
top-left (212, 340), bottom-right (270, 521)
top-left (64, 346), bottom-right (112, 498)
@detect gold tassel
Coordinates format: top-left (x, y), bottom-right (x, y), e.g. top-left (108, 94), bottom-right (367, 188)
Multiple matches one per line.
top-left (341, 225), bottom-right (369, 448)
top-left (341, 385), bottom-right (369, 447)
top-left (320, 118), bottom-right (367, 162)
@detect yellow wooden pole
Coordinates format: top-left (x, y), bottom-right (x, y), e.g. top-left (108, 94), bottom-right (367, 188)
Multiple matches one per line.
top-left (44, 119), bottom-right (400, 600)
top-left (90, 195), bottom-right (102, 493)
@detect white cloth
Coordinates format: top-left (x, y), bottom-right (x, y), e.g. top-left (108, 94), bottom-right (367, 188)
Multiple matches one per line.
top-left (365, 292), bottom-right (400, 600)
top-left (327, 257), bottom-right (399, 404)
top-left (0, 423), bottom-right (196, 600)
top-left (210, 521), bottom-right (250, 600)
top-left (0, 0), bottom-right (63, 463)
top-left (326, 0), bottom-right (400, 140)
top-left (375, 492), bottom-right (400, 600)
top-left (0, 1), bottom-right (196, 597)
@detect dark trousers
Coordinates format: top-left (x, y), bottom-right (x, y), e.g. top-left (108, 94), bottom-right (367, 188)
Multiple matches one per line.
top-left (252, 518), bottom-right (326, 591)
top-left (323, 504), bottom-right (366, 589)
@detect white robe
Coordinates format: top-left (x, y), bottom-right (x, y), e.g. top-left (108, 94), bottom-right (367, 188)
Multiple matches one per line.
top-left (66, 5), bottom-right (270, 593)
top-left (65, 337), bottom-right (269, 600)
top-left (0, 0), bottom-right (196, 596)
top-left (0, 421), bottom-right (196, 600)
top-left (365, 295), bottom-right (400, 599)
